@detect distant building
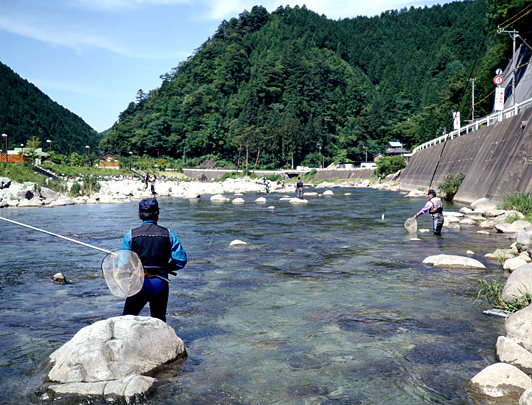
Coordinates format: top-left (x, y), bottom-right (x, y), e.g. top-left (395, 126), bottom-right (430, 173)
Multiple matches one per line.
top-left (386, 142), bottom-right (409, 157)
top-left (374, 153), bottom-right (385, 162)
top-left (360, 162), bottom-right (377, 169)
top-left (338, 162), bottom-right (354, 170)
top-left (98, 153), bottom-right (121, 169)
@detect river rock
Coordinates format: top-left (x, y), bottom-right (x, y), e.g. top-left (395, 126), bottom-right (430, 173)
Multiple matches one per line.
top-left (521, 387), bottom-right (532, 405)
top-left (422, 255), bottom-right (486, 269)
top-left (323, 190), bottom-right (334, 196)
top-left (210, 194), bottom-right (228, 202)
top-left (230, 240), bottom-right (248, 246)
top-left (232, 198), bottom-right (245, 204)
top-left (18, 197), bottom-right (44, 207)
top-left (479, 220), bottom-right (495, 229)
top-left (471, 198), bottom-right (497, 213)
top-left (405, 189), bottom-right (425, 197)
top-left (494, 211), bottom-right (525, 224)
top-left (460, 207), bottom-right (473, 214)
top-left (38, 316), bottom-right (186, 402)
top-left (16, 190), bottom-right (34, 200)
top-left (51, 273), bottom-right (66, 284)
top-left (505, 305), bottom-right (532, 353)
top-left (484, 209), bottom-right (506, 218)
top-left (504, 257), bottom-right (528, 272)
top-left (0, 177), bottom-right (11, 189)
top-left (459, 218), bottom-right (476, 226)
top-left (496, 222), bottom-right (530, 233)
top-left (446, 216), bottom-right (461, 223)
top-left (496, 336), bottom-right (532, 375)
top-left (469, 362), bottom-right (532, 400)
top-left (255, 197), bottom-right (267, 203)
top-left (502, 264), bottom-right (532, 304)
top-left (289, 198), bottom-right (309, 204)
top-left (517, 231), bottom-right (532, 246)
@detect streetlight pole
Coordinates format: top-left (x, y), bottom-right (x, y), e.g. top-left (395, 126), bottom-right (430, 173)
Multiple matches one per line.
top-left (498, 28), bottom-right (519, 113)
top-left (468, 78), bottom-right (475, 122)
top-left (85, 146), bottom-right (90, 166)
top-left (2, 134), bottom-right (7, 164)
top-left (47, 139), bottom-right (51, 152)
top-left (129, 152), bottom-right (133, 170)
top-left (363, 146), bottom-right (368, 162)
top-left (317, 143), bottom-right (322, 168)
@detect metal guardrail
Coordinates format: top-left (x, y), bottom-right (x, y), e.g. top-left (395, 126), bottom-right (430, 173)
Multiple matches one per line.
top-left (412, 97), bottom-right (532, 154)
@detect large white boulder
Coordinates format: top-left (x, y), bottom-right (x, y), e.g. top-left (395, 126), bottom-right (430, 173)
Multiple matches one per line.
top-left (469, 362), bottom-right (532, 400)
top-left (496, 336), bottom-right (532, 375)
top-left (471, 198), bottom-right (497, 213)
top-left (422, 255), bottom-right (486, 269)
top-left (503, 264), bottom-right (532, 304)
top-left (504, 257), bottom-right (529, 272)
top-left (506, 306), bottom-right (532, 353)
top-left (38, 316), bottom-right (186, 402)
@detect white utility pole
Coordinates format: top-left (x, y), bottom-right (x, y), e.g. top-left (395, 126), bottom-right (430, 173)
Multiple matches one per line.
top-left (468, 78), bottom-right (476, 122)
top-left (497, 28), bottom-right (519, 114)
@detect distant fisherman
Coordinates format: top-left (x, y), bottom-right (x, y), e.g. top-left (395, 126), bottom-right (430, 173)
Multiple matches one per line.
top-left (414, 189), bottom-right (444, 236)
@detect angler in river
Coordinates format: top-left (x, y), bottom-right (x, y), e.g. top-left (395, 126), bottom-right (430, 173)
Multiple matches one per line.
top-left (414, 189), bottom-right (444, 235)
top-left (120, 198), bottom-right (187, 322)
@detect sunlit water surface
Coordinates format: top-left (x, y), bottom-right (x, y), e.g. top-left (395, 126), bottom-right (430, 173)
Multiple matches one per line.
top-left (0, 187), bottom-right (508, 404)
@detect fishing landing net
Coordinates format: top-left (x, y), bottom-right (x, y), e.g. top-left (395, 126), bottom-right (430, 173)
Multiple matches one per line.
top-left (101, 249), bottom-right (144, 297)
top-left (404, 217), bottom-right (418, 234)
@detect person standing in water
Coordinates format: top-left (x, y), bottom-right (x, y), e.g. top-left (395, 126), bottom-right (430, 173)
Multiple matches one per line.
top-left (414, 189), bottom-right (444, 235)
top-left (296, 177), bottom-right (304, 198)
top-left (121, 198), bottom-right (187, 322)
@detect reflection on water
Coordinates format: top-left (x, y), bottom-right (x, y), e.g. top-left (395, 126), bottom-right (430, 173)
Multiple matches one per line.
top-left (0, 188), bottom-right (506, 404)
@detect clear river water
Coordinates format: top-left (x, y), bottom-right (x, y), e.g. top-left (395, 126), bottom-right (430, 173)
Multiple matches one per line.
top-left (0, 187), bottom-right (509, 404)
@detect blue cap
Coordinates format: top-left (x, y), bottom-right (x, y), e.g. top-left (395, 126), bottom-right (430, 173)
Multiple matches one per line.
top-left (139, 198), bottom-right (159, 213)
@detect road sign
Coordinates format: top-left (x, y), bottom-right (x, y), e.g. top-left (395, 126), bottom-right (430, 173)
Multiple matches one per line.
top-left (494, 75), bottom-right (504, 86)
top-left (495, 69), bottom-right (503, 76)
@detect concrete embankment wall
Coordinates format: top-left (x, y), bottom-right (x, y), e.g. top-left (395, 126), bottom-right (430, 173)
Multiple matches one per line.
top-left (314, 169), bottom-right (375, 180)
top-left (184, 168), bottom-right (376, 181)
top-left (400, 108), bottom-right (532, 204)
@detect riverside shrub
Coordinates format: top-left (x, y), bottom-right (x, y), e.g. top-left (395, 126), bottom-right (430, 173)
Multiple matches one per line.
top-left (438, 172), bottom-right (465, 201)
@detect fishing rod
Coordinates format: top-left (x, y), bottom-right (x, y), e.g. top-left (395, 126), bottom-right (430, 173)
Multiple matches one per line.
top-left (0, 216), bottom-right (169, 283)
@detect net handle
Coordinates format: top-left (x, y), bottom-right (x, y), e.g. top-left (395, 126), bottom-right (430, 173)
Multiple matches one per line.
top-left (0, 216), bottom-right (112, 253)
top-left (1, 216), bottom-right (170, 283)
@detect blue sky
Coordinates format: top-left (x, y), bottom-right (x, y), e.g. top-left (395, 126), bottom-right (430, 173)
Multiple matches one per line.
top-left (1, 0), bottom-right (457, 133)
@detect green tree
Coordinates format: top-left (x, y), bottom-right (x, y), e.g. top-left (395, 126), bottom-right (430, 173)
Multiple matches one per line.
top-left (373, 156), bottom-right (406, 178)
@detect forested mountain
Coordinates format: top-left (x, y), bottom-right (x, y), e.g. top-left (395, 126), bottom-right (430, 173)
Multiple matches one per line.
top-left (101, 0), bottom-right (530, 169)
top-left (0, 62), bottom-right (101, 155)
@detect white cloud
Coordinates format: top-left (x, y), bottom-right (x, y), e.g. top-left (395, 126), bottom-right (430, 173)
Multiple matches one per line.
top-left (0, 12), bottom-right (189, 59)
top-left (74, 0), bottom-right (191, 11)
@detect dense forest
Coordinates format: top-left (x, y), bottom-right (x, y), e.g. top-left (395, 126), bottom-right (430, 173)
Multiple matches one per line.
top-left (104, 0), bottom-right (526, 169)
top-left (0, 62), bottom-right (102, 155)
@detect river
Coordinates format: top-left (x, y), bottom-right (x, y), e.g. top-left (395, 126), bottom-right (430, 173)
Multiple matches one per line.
top-left (0, 187), bottom-right (507, 404)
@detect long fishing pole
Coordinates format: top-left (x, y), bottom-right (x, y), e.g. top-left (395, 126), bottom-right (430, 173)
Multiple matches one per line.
top-left (0, 216), bottom-right (170, 283)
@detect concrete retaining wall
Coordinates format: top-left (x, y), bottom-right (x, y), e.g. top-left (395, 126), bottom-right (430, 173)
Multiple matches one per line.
top-left (184, 168), bottom-right (376, 181)
top-left (400, 108), bottom-right (532, 204)
top-left (314, 169), bottom-right (376, 180)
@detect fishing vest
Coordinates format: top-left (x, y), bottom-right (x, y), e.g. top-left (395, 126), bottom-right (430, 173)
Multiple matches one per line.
top-left (130, 223), bottom-right (171, 276)
top-left (429, 197), bottom-right (443, 216)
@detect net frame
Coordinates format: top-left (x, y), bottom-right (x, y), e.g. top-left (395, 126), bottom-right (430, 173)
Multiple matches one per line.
top-left (101, 249), bottom-right (144, 297)
top-left (404, 217), bottom-right (418, 234)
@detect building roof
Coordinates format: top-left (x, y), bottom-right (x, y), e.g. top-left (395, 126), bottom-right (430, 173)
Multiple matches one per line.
top-left (388, 142), bottom-right (403, 148)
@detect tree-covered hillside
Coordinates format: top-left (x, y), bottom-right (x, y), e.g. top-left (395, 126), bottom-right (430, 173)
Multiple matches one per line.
top-left (101, 0), bottom-right (529, 170)
top-left (0, 62), bottom-right (101, 155)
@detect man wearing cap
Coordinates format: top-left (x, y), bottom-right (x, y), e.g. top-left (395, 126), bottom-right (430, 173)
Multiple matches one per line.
top-left (414, 189), bottom-right (444, 235)
top-left (120, 198), bottom-right (187, 321)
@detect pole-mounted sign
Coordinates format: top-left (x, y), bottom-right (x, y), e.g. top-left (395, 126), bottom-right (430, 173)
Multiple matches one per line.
top-left (494, 75), bottom-right (504, 86)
